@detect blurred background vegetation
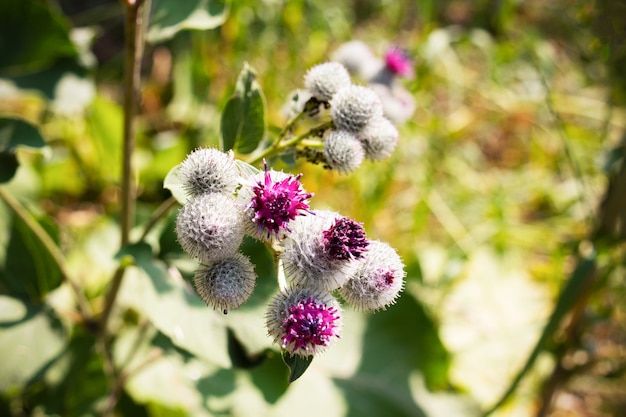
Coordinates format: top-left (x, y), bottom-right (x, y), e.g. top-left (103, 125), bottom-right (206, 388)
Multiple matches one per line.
top-left (1, 0), bottom-right (625, 416)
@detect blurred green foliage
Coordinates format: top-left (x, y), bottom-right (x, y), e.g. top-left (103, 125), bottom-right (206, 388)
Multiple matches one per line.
top-left (1, 0), bottom-right (626, 416)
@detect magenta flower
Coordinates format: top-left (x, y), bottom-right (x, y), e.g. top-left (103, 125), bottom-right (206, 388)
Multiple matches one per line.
top-left (322, 217), bottom-right (369, 261)
top-left (384, 46), bottom-right (413, 78)
top-left (248, 161), bottom-right (313, 239)
top-left (281, 297), bottom-right (341, 353)
top-left (266, 287), bottom-right (342, 357)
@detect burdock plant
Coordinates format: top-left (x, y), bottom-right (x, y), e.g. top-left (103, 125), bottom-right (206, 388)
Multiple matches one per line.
top-left (165, 60), bottom-right (407, 380)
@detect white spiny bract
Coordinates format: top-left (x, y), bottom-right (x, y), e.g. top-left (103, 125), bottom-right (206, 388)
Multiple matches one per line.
top-left (338, 240), bottom-right (405, 312)
top-left (304, 61), bottom-right (352, 102)
top-left (357, 116), bottom-right (399, 161)
top-left (324, 129), bottom-right (365, 174)
top-left (175, 193), bottom-right (244, 264)
top-left (194, 253), bottom-right (257, 312)
top-left (330, 84), bottom-right (384, 132)
top-left (178, 147), bottom-right (239, 196)
top-left (281, 210), bottom-right (360, 292)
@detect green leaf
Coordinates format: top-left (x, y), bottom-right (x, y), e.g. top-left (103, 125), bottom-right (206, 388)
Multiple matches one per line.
top-left (0, 207), bottom-right (63, 302)
top-left (249, 351), bottom-right (289, 404)
top-left (117, 242), bottom-right (231, 368)
top-left (332, 294), bottom-right (454, 417)
top-left (0, 296), bottom-right (67, 393)
top-left (0, 0), bottom-right (77, 74)
top-left (29, 331), bottom-right (108, 416)
top-left (118, 326), bottom-right (227, 417)
top-left (0, 117), bottom-right (47, 184)
top-left (282, 351), bottom-right (313, 383)
top-left (147, 0), bottom-right (228, 43)
top-left (163, 164), bottom-right (188, 205)
top-left (220, 63), bottom-right (266, 154)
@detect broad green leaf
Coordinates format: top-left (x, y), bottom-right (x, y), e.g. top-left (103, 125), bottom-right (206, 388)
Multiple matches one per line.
top-left (118, 326), bottom-right (229, 417)
top-left (0, 117), bottom-right (47, 183)
top-left (220, 63), bottom-right (266, 154)
top-left (0, 207), bottom-right (63, 302)
top-left (331, 294), bottom-right (452, 417)
top-left (0, 296), bottom-right (66, 393)
top-left (147, 0), bottom-right (228, 43)
top-left (117, 242), bottom-right (230, 368)
top-left (282, 352), bottom-right (313, 383)
top-left (29, 332), bottom-right (108, 416)
top-left (0, 0), bottom-right (77, 74)
top-left (249, 352), bottom-right (289, 404)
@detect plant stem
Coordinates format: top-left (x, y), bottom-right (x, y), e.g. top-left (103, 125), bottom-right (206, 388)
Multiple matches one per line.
top-left (100, 0), bottom-right (148, 334)
top-left (120, 0), bottom-right (145, 246)
top-left (245, 121), bottom-right (333, 165)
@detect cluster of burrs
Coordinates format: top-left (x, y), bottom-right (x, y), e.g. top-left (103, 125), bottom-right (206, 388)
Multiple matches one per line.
top-left (174, 148), bottom-right (405, 357)
top-left (285, 61), bottom-right (402, 174)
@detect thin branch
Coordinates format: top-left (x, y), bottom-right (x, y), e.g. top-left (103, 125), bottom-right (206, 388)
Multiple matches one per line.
top-left (245, 121), bottom-right (333, 165)
top-left (139, 196), bottom-right (178, 242)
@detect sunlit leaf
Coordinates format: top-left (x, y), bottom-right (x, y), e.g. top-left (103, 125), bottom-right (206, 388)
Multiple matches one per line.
top-left (221, 63), bottom-right (266, 154)
top-left (0, 296), bottom-right (66, 393)
top-left (117, 242), bottom-right (231, 368)
top-left (331, 294), bottom-right (453, 417)
top-left (30, 332), bottom-right (108, 416)
top-left (147, 0), bottom-right (228, 43)
top-left (163, 163), bottom-right (188, 205)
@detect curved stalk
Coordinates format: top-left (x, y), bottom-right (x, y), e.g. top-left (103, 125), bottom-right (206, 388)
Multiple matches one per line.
top-left (245, 121), bottom-right (333, 165)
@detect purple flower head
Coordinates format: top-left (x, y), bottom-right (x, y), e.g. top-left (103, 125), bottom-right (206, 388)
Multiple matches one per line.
top-left (322, 217), bottom-right (369, 261)
top-left (248, 161), bottom-right (313, 239)
top-left (281, 297), bottom-right (341, 354)
top-left (384, 46), bottom-right (413, 78)
top-left (266, 287), bottom-right (342, 357)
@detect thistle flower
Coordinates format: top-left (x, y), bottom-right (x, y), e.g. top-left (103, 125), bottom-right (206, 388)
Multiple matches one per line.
top-left (324, 129), bottom-right (365, 174)
top-left (304, 62), bottom-right (352, 102)
top-left (175, 193), bottom-right (244, 263)
top-left (281, 211), bottom-right (364, 291)
top-left (331, 40), bottom-right (381, 81)
top-left (384, 46), bottom-right (414, 78)
top-left (194, 253), bottom-right (257, 313)
top-left (357, 116), bottom-right (399, 161)
top-left (241, 162), bottom-right (313, 241)
top-left (322, 217), bottom-right (369, 261)
top-left (330, 85), bottom-right (383, 132)
top-left (266, 286), bottom-right (342, 357)
top-left (339, 240), bottom-right (405, 312)
top-left (178, 147), bottom-right (239, 196)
